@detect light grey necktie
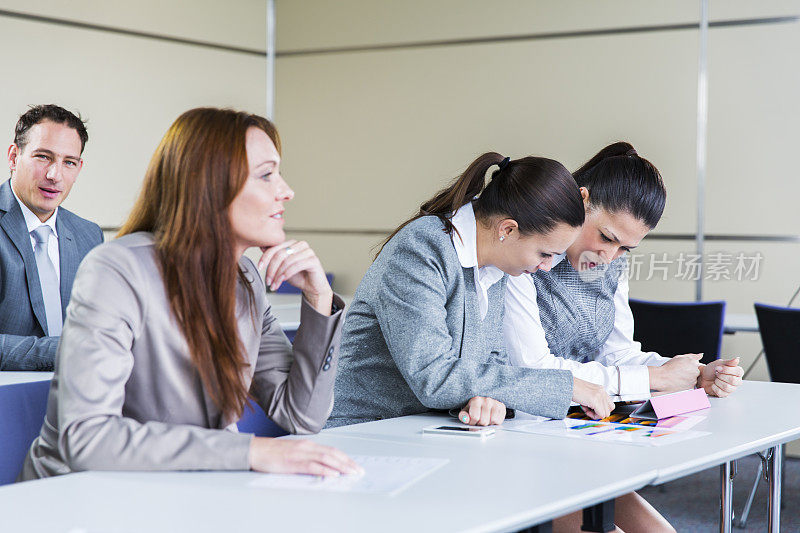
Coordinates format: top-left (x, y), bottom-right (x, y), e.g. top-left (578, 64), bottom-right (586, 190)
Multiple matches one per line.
top-left (31, 225), bottom-right (62, 336)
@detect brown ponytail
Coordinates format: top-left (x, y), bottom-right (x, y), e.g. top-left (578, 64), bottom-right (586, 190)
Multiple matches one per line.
top-left (378, 152), bottom-right (584, 257)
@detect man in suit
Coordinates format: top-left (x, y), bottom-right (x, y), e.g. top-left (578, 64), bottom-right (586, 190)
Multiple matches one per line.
top-left (0, 105), bottom-right (103, 370)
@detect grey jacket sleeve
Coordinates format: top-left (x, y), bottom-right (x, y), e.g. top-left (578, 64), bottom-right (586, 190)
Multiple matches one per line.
top-left (0, 334), bottom-right (58, 370)
top-left (375, 234), bottom-right (574, 419)
top-left (56, 247), bottom-right (252, 473)
top-left (250, 294), bottom-right (345, 434)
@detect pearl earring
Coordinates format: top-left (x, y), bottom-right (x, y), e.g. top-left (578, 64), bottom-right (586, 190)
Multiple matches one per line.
top-left (499, 235), bottom-right (506, 242)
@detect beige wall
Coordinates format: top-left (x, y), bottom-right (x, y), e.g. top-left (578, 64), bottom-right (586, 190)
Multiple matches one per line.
top-left (4, 1), bottom-right (798, 376)
top-left (273, 0), bottom-right (799, 426)
top-left (273, 0), bottom-right (800, 452)
top-left (0, 0), bottom-right (266, 49)
top-left (5, 2), bottom-right (800, 436)
top-left (274, 1), bottom-right (800, 301)
top-left (0, 0), bottom-right (267, 229)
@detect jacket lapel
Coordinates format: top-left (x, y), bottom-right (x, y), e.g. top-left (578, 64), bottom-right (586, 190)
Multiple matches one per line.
top-left (0, 180), bottom-right (49, 333)
top-left (56, 216), bottom-right (78, 318)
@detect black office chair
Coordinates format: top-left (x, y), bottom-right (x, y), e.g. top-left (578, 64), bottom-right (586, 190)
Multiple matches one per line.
top-left (736, 303), bottom-right (799, 527)
top-left (754, 303), bottom-right (800, 383)
top-left (628, 299), bottom-right (726, 365)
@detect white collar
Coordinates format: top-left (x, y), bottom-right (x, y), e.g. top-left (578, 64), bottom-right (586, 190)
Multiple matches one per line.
top-left (450, 202), bottom-right (504, 318)
top-left (10, 181), bottom-right (58, 237)
top-left (451, 202), bottom-right (479, 269)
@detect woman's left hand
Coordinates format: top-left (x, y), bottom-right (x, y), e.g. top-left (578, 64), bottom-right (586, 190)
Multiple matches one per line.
top-left (697, 357), bottom-right (743, 397)
top-left (258, 239), bottom-right (333, 315)
top-left (458, 396), bottom-right (506, 426)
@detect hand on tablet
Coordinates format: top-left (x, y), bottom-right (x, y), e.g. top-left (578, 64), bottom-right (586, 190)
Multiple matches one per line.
top-left (458, 396), bottom-right (506, 426)
top-left (698, 357), bottom-right (743, 397)
top-left (572, 377), bottom-right (614, 420)
top-left (248, 437), bottom-right (363, 477)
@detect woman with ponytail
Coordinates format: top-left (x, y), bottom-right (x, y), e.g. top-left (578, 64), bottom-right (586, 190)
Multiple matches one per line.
top-left (503, 142), bottom-right (744, 532)
top-left (328, 152), bottom-right (615, 428)
top-left (504, 141), bottom-right (743, 399)
top-left (20, 108), bottom-right (361, 480)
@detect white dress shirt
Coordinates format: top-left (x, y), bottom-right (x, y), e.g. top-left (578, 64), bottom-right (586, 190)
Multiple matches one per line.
top-left (11, 184), bottom-right (60, 280)
top-left (450, 203), bottom-right (504, 319)
top-left (504, 253), bottom-right (669, 396)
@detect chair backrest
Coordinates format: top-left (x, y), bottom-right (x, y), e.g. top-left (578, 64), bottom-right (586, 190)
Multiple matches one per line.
top-left (1, 379), bottom-right (288, 482)
top-left (272, 273), bottom-right (334, 294)
top-left (237, 399), bottom-right (289, 437)
top-left (0, 379), bottom-right (50, 485)
top-left (628, 299), bottom-right (726, 365)
top-left (754, 303), bottom-right (800, 384)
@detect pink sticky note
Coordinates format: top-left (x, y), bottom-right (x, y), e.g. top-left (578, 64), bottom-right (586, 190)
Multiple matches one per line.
top-left (632, 388), bottom-right (711, 420)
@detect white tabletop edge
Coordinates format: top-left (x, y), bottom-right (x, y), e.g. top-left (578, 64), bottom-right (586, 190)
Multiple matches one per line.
top-left (652, 426), bottom-right (800, 485)
top-left (0, 371), bottom-right (53, 386)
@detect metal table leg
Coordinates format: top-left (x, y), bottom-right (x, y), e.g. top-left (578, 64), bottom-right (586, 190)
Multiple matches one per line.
top-left (720, 460), bottom-right (735, 533)
top-left (735, 459), bottom-right (762, 528)
top-left (767, 444), bottom-right (783, 532)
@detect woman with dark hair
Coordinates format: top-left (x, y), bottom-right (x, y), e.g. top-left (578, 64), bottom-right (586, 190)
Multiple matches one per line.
top-left (327, 152), bottom-right (615, 429)
top-left (20, 107), bottom-right (361, 480)
top-left (505, 141), bottom-right (743, 398)
top-left (503, 142), bottom-right (744, 532)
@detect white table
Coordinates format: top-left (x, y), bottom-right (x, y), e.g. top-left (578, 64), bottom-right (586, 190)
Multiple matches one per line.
top-left (326, 381), bottom-right (800, 532)
top-left (0, 372), bottom-right (52, 386)
top-left (0, 418), bottom-right (652, 533)
top-left (1, 381), bottom-right (797, 532)
top-left (267, 293), bottom-right (352, 331)
top-left (643, 380), bottom-right (799, 532)
top-left (724, 313), bottom-right (759, 334)
top-left (265, 292), bottom-right (304, 330)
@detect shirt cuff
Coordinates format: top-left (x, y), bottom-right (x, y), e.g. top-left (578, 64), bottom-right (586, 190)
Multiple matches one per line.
top-left (617, 365), bottom-right (651, 397)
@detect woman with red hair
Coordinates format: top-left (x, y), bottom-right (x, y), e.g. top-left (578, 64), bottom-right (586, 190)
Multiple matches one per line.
top-left (21, 107), bottom-right (359, 479)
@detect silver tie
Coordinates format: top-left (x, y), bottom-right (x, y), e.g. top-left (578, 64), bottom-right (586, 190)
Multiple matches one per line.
top-left (31, 225), bottom-right (62, 336)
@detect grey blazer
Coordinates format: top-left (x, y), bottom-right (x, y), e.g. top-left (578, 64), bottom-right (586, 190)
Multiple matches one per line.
top-left (328, 216), bottom-right (573, 427)
top-left (20, 232), bottom-right (344, 480)
top-left (0, 179), bottom-right (103, 370)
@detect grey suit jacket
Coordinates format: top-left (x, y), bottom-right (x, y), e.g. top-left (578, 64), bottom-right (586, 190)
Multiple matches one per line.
top-left (19, 232), bottom-right (344, 480)
top-left (0, 179), bottom-right (104, 370)
top-left (328, 216), bottom-right (573, 427)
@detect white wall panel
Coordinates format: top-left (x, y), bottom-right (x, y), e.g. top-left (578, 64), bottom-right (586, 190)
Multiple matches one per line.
top-left (0, 0), bottom-right (266, 50)
top-left (0, 16), bottom-right (266, 227)
top-left (276, 0), bottom-right (701, 51)
top-left (275, 30), bottom-right (698, 234)
top-left (710, 0), bottom-right (800, 21)
top-left (703, 241), bottom-right (800, 313)
top-left (627, 238), bottom-right (800, 313)
top-left (626, 239), bottom-right (698, 302)
top-left (277, 0), bottom-right (799, 52)
top-left (705, 22), bottom-right (800, 235)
